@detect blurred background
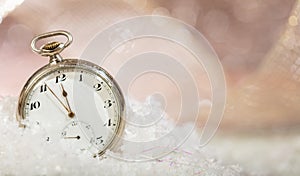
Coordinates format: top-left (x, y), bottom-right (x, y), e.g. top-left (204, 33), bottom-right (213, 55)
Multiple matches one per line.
top-left (1, 0), bottom-right (300, 175)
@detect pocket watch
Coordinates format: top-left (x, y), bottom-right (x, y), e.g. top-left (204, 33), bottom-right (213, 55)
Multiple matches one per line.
top-left (16, 30), bottom-right (125, 157)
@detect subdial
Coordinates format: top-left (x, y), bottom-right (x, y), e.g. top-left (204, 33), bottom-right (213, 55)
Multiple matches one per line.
top-left (61, 120), bottom-right (95, 151)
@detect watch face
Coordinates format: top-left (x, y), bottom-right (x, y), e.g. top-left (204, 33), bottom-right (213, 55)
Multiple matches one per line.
top-left (18, 59), bottom-right (124, 156)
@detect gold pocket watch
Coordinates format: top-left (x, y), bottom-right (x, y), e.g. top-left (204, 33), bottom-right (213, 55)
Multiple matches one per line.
top-left (16, 30), bottom-right (125, 157)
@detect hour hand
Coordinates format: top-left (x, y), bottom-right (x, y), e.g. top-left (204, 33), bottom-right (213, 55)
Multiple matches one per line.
top-left (60, 84), bottom-right (75, 118)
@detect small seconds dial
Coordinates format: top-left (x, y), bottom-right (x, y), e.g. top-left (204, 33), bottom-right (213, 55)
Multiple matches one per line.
top-left (22, 65), bottom-right (122, 155)
top-left (61, 120), bottom-right (95, 151)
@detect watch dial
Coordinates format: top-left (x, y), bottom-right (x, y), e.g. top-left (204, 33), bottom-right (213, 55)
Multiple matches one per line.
top-left (21, 65), bottom-right (123, 155)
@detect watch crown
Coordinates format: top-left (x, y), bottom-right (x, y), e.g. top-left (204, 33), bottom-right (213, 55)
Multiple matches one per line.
top-left (42, 41), bottom-right (62, 50)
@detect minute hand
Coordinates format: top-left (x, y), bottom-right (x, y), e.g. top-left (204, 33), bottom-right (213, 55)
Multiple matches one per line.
top-left (45, 83), bottom-right (72, 116)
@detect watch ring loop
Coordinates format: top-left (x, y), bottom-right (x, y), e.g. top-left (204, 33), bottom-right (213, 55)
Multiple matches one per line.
top-left (31, 30), bottom-right (73, 57)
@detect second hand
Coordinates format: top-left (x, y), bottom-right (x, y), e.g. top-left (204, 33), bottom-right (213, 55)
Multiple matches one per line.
top-left (64, 136), bottom-right (81, 140)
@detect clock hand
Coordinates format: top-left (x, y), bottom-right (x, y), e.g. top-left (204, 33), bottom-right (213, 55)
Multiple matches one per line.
top-left (64, 136), bottom-right (81, 140)
top-left (45, 83), bottom-right (73, 118)
top-left (60, 84), bottom-right (75, 118)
